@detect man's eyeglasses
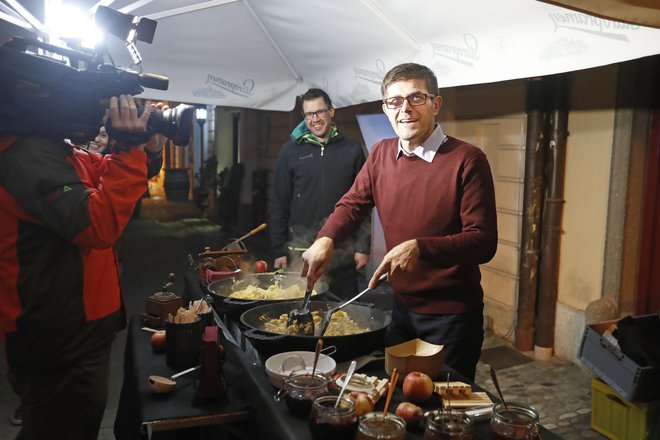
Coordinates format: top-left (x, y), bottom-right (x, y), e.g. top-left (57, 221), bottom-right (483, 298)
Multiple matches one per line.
top-left (302, 108), bottom-right (331, 120)
top-left (383, 92), bottom-right (435, 109)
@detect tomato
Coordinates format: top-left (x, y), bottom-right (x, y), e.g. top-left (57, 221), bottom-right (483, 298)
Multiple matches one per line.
top-left (253, 260), bottom-right (268, 273)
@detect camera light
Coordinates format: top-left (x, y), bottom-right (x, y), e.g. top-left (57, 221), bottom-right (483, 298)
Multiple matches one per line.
top-left (45, 4), bottom-right (100, 50)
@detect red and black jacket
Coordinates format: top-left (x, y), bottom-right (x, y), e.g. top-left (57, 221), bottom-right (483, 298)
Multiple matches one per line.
top-left (0, 134), bottom-right (161, 372)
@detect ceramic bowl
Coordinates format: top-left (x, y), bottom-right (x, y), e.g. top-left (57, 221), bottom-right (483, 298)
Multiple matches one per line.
top-left (265, 351), bottom-right (336, 389)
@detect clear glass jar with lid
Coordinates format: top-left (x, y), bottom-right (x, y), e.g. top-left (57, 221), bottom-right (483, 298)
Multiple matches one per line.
top-left (308, 395), bottom-right (358, 439)
top-left (423, 410), bottom-right (473, 439)
top-left (355, 412), bottom-right (406, 440)
top-left (274, 370), bottom-right (329, 418)
top-left (490, 402), bottom-right (539, 440)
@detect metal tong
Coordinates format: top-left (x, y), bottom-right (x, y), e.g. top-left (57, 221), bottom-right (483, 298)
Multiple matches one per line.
top-left (286, 281), bottom-right (315, 335)
top-left (315, 274), bottom-right (387, 337)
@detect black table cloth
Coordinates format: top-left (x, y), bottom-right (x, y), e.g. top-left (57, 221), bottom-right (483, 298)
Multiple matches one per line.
top-left (113, 315), bottom-right (251, 439)
top-left (114, 270), bottom-right (562, 439)
top-left (181, 269), bottom-right (561, 440)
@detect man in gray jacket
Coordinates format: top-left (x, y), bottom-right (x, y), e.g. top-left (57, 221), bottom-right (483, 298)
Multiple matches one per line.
top-left (270, 88), bottom-right (370, 299)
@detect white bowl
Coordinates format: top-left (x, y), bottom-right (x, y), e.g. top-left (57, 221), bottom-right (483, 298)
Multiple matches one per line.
top-left (264, 351), bottom-right (336, 389)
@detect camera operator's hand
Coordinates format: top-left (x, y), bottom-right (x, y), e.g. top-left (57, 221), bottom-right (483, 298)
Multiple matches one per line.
top-left (107, 95), bottom-right (151, 151)
top-left (144, 101), bottom-right (169, 154)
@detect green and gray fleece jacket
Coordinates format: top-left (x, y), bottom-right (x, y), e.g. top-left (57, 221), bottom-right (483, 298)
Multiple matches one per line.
top-left (270, 121), bottom-right (371, 264)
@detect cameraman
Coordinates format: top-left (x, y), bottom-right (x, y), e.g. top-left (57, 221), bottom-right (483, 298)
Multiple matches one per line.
top-left (0, 94), bottom-right (163, 440)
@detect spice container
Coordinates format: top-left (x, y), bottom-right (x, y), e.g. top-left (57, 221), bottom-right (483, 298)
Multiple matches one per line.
top-left (490, 402), bottom-right (539, 440)
top-left (424, 410), bottom-right (473, 439)
top-left (355, 412), bottom-right (406, 440)
top-left (308, 395), bottom-right (358, 439)
top-left (274, 370), bottom-right (330, 418)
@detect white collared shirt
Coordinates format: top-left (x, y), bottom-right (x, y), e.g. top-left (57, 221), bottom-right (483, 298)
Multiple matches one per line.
top-left (396, 124), bottom-right (448, 163)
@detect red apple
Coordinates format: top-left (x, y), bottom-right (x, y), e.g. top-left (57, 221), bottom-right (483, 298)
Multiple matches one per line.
top-left (402, 371), bottom-right (434, 403)
top-left (349, 391), bottom-right (375, 416)
top-left (253, 260), bottom-right (268, 273)
top-left (396, 401), bottom-right (424, 427)
top-left (150, 330), bottom-right (166, 353)
top-left (328, 374), bottom-right (343, 394)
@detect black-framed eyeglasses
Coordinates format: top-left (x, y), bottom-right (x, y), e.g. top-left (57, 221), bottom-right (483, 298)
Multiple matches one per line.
top-left (302, 108), bottom-right (331, 120)
top-left (383, 92), bottom-right (435, 109)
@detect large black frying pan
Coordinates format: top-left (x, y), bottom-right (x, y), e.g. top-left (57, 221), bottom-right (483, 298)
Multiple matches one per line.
top-left (207, 272), bottom-right (330, 316)
top-left (239, 300), bottom-right (391, 362)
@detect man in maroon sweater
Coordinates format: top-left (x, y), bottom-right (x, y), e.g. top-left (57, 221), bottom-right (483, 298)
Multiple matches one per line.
top-left (301, 63), bottom-right (497, 380)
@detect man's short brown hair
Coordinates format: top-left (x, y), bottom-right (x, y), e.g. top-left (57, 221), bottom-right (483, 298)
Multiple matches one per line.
top-left (300, 88), bottom-right (333, 108)
top-left (381, 63), bottom-right (438, 97)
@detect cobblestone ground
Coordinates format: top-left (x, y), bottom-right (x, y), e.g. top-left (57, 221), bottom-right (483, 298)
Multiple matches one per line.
top-left (475, 348), bottom-right (607, 439)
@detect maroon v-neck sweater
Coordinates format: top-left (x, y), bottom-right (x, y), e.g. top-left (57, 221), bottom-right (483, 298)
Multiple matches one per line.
top-left (318, 136), bottom-right (498, 314)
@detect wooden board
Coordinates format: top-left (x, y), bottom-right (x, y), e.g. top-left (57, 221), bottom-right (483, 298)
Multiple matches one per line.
top-left (441, 391), bottom-right (493, 408)
top-left (433, 381), bottom-right (493, 408)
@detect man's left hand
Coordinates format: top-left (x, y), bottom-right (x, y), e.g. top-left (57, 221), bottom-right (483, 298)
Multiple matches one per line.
top-left (369, 239), bottom-right (420, 288)
top-left (144, 102), bottom-right (169, 154)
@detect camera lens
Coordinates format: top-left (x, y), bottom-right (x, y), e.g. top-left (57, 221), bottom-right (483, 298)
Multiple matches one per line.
top-left (145, 104), bottom-right (194, 146)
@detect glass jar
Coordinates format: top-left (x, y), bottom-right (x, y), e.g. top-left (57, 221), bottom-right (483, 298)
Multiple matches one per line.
top-left (274, 370), bottom-right (329, 418)
top-left (355, 412), bottom-right (406, 440)
top-left (490, 402), bottom-right (539, 440)
top-left (423, 410), bottom-right (473, 439)
top-left (308, 395), bottom-right (358, 440)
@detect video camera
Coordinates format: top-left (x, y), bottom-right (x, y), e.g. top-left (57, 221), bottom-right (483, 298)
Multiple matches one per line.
top-left (0, 6), bottom-right (193, 146)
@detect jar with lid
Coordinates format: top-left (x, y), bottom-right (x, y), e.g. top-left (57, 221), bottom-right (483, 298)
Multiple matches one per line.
top-left (308, 395), bottom-right (358, 439)
top-left (355, 412), bottom-right (406, 440)
top-left (274, 370), bottom-right (330, 418)
top-left (490, 402), bottom-right (539, 440)
top-left (423, 410), bottom-right (473, 439)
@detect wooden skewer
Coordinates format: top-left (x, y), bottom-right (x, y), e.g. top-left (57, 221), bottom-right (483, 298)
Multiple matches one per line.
top-left (382, 368), bottom-right (398, 417)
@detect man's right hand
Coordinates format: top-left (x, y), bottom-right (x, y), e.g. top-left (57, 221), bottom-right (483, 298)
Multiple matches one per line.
top-left (300, 237), bottom-right (334, 287)
top-left (274, 256), bottom-right (288, 269)
top-left (106, 95), bottom-right (151, 150)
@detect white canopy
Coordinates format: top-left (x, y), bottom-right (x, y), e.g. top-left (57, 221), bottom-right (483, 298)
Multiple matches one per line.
top-left (3, 0), bottom-right (660, 110)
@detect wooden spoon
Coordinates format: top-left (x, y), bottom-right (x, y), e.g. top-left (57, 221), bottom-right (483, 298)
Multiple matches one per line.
top-left (148, 365), bottom-right (201, 394)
